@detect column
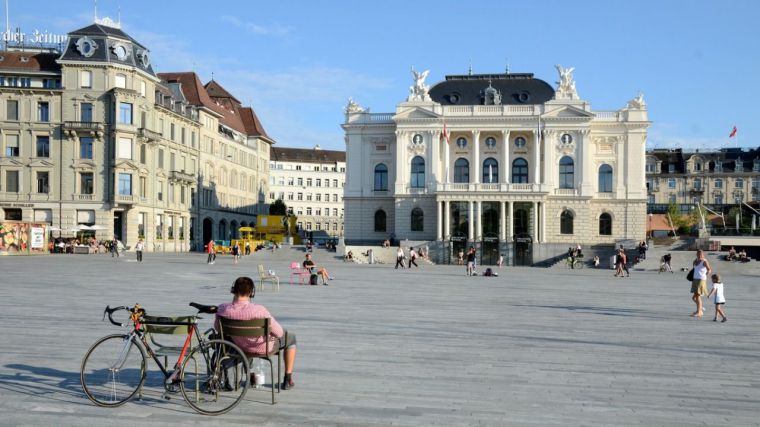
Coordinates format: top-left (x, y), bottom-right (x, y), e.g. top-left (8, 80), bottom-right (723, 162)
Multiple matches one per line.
top-left (472, 130), bottom-right (481, 184)
top-left (543, 130), bottom-right (555, 188)
top-left (394, 130), bottom-right (406, 193)
top-left (476, 200), bottom-right (482, 240)
top-left (436, 200), bottom-right (443, 240)
top-left (579, 129), bottom-right (594, 196)
top-left (468, 201), bottom-right (474, 241)
top-left (500, 200), bottom-right (507, 241)
top-left (431, 130), bottom-right (440, 187)
top-left (444, 200), bottom-right (451, 240)
top-left (532, 130), bottom-right (541, 185)
top-left (444, 133), bottom-right (451, 184)
top-left (532, 201), bottom-right (539, 240)
top-left (502, 130), bottom-right (510, 184)
top-left (540, 201), bottom-right (546, 243)
top-left (508, 201), bottom-right (514, 241)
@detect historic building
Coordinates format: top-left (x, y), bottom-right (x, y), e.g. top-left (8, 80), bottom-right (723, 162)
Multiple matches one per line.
top-left (646, 147), bottom-right (760, 214)
top-left (268, 146), bottom-right (345, 236)
top-left (343, 66), bottom-right (650, 265)
top-left (0, 17), bottom-right (272, 251)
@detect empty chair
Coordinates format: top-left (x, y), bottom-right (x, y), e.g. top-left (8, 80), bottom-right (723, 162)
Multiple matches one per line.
top-left (257, 264), bottom-right (280, 292)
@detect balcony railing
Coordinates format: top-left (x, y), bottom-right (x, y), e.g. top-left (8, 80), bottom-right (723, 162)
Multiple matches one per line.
top-left (77, 194), bottom-right (93, 201)
top-left (138, 127), bottom-right (161, 143)
top-left (554, 188), bottom-right (577, 196)
top-left (63, 121), bottom-right (105, 132)
top-left (169, 170), bottom-right (195, 184)
top-left (434, 183), bottom-right (541, 192)
top-left (115, 194), bottom-right (135, 204)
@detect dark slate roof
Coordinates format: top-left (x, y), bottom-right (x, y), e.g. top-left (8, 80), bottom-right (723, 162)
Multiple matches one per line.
top-left (58, 23), bottom-right (155, 77)
top-left (428, 73), bottom-right (555, 106)
top-left (271, 147), bottom-right (345, 164)
top-left (648, 147), bottom-right (760, 173)
top-left (0, 51), bottom-right (60, 73)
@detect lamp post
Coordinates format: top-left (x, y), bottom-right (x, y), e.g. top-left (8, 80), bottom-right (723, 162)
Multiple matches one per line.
top-left (648, 213), bottom-right (653, 239)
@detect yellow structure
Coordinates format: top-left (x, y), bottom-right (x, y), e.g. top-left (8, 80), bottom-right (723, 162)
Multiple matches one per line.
top-left (229, 216), bottom-right (299, 250)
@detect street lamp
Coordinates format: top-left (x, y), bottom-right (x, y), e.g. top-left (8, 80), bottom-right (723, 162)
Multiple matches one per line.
top-left (648, 213), bottom-right (653, 239)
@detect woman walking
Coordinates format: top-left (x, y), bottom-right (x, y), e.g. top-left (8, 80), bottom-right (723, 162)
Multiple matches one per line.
top-left (690, 249), bottom-right (712, 318)
top-left (395, 246), bottom-right (405, 269)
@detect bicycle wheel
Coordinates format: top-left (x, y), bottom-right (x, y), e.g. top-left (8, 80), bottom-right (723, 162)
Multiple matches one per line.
top-left (81, 334), bottom-right (147, 406)
top-left (180, 339), bottom-right (250, 415)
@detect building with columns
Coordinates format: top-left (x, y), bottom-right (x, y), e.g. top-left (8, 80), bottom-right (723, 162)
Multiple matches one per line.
top-left (343, 67), bottom-right (650, 265)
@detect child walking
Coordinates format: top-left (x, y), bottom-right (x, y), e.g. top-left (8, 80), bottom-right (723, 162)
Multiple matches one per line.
top-left (707, 273), bottom-right (727, 322)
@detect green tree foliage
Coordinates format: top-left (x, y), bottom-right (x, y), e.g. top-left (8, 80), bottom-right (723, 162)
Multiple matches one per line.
top-left (269, 199), bottom-right (287, 216)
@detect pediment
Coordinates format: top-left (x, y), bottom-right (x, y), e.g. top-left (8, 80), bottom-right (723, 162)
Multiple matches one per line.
top-left (0, 158), bottom-right (25, 166)
top-left (542, 105), bottom-right (594, 119)
top-left (29, 159), bottom-right (55, 167)
top-left (114, 159), bottom-right (139, 170)
top-left (394, 107), bottom-right (440, 120)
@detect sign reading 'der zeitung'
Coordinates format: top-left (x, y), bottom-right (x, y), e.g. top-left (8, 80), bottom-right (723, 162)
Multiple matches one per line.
top-left (2, 29), bottom-right (68, 45)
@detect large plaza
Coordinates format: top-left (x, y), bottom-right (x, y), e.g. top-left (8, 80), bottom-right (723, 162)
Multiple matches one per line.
top-left (1, 248), bottom-right (759, 426)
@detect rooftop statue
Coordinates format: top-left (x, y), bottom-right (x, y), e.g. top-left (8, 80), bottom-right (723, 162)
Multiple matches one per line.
top-left (345, 97), bottom-right (366, 114)
top-left (626, 92), bottom-right (647, 109)
top-left (408, 67), bottom-right (431, 102)
top-left (554, 64), bottom-right (578, 100)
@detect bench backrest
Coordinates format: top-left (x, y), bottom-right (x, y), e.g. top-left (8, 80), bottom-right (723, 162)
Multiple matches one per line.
top-left (218, 317), bottom-right (270, 339)
top-left (141, 315), bottom-right (195, 335)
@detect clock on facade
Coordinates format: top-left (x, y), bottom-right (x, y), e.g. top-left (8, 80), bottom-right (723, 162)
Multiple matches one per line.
top-left (456, 137), bottom-right (467, 148)
top-left (514, 136), bottom-right (526, 148)
top-left (485, 136), bottom-right (496, 148)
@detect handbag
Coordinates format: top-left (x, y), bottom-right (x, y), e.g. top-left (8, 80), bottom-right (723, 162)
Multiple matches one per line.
top-left (686, 268), bottom-right (694, 282)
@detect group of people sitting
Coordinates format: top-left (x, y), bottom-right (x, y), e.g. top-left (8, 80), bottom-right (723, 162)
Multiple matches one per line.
top-left (726, 246), bottom-right (749, 262)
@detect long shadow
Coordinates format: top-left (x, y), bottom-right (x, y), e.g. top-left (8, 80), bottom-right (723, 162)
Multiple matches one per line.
top-left (511, 304), bottom-right (650, 318)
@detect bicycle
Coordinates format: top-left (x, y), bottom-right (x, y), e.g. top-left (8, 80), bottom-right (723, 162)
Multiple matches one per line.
top-left (566, 256), bottom-right (584, 269)
top-left (80, 303), bottom-right (250, 415)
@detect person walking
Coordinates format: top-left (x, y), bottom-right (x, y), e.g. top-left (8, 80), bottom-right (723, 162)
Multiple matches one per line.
top-left (245, 241), bottom-right (251, 256)
top-left (232, 242), bottom-right (240, 264)
top-left (690, 249), bottom-right (712, 318)
top-left (110, 238), bottom-right (120, 258)
top-left (395, 246), bottom-right (405, 269)
top-left (620, 249), bottom-right (630, 277)
top-left (206, 239), bottom-right (216, 264)
top-left (466, 247), bottom-right (476, 276)
top-left (408, 247), bottom-right (419, 268)
top-left (707, 273), bottom-right (727, 322)
top-left (135, 239), bottom-right (144, 262)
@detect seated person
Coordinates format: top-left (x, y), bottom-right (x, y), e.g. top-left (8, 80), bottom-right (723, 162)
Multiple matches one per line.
top-left (303, 253), bottom-right (332, 284)
top-left (592, 255), bottom-right (600, 268)
top-left (216, 277), bottom-right (297, 390)
top-left (728, 246), bottom-right (736, 261)
top-left (738, 249), bottom-right (748, 261)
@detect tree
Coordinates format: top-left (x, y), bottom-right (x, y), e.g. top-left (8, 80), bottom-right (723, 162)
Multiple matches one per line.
top-left (269, 199), bottom-right (287, 216)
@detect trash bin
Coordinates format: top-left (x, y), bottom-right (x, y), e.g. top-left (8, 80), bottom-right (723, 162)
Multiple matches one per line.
top-left (610, 255), bottom-right (616, 269)
top-left (368, 249), bottom-right (374, 265)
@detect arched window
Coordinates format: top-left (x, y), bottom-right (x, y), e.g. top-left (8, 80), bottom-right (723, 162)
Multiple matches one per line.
top-left (559, 156), bottom-right (574, 189)
top-left (218, 220), bottom-right (228, 239)
top-left (512, 158), bottom-right (528, 183)
top-left (599, 212), bottom-right (612, 235)
top-left (598, 164), bottom-right (613, 193)
top-left (482, 158), bottom-right (498, 183)
top-left (411, 207), bottom-right (424, 231)
top-left (374, 209), bottom-right (387, 232)
top-left (410, 156), bottom-right (425, 188)
top-left (374, 163), bottom-right (388, 191)
top-left (454, 158), bottom-right (469, 183)
top-left (560, 210), bottom-right (574, 234)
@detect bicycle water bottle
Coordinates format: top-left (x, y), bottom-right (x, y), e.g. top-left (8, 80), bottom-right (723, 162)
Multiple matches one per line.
top-left (253, 360), bottom-right (265, 389)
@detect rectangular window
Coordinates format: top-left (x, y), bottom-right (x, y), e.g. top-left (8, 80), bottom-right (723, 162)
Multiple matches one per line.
top-left (668, 194), bottom-right (676, 204)
top-left (191, 131), bottom-right (196, 148)
top-left (332, 194), bottom-right (338, 202)
top-left (114, 73), bottom-right (126, 89)
top-left (180, 185), bottom-right (186, 204)
top-left (158, 149), bottom-right (164, 168)
top-left (316, 209), bottom-right (321, 216)
top-left (139, 176), bottom-right (146, 197)
top-left (36, 171), bottom-right (49, 193)
top-left (139, 144), bottom-right (146, 164)
top-left (297, 177), bottom-right (303, 186)
top-left (156, 214), bottom-right (163, 239)
top-left (5, 134), bottom-right (19, 157)
top-left (333, 179), bottom-right (338, 187)
top-left (333, 208), bottom-right (338, 217)
top-left (118, 173), bottom-right (132, 195)
top-left (316, 194), bottom-right (322, 202)
top-left (179, 217), bottom-right (185, 240)
top-left (118, 102), bottom-right (133, 124)
top-left (6, 100), bottom-right (18, 120)
top-left (159, 118), bottom-right (164, 136)
top-left (38, 102), bottom-right (49, 122)
top-left (80, 172), bottom-right (94, 194)
top-left (306, 207), bottom-right (312, 215)
top-left (36, 136), bottom-right (50, 157)
top-left (169, 183), bottom-right (175, 203)
top-left (79, 137), bottom-right (93, 159)
top-left (138, 213), bottom-right (145, 238)
top-left (157, 181), bottom-right (164, 201)
top-left (714, 195), bottom-right (723, 205)
top-left (140, 80), bottom-right (146, 97)
top-left (117, 137), bottom-right (132, 159)
top-left (306, 193), bottom-right (312, 201)
top-left (181, 128), bottom-right (186, 145)
top-left (668, 164), bottom-right (675, 173)
top-left (316, 179), bottom-right (321, 187)
top-left (81, 70), bottom-right (92, 88)
top-left (171, 123), bottom-right (175, 141)
top-left (81, 103), bottom-right (93, 122)
top-left (668, 178), bottom-right (676, 188)
top-left (167, 216), bottom-right (174, 239)
top-left (6, 170), bottom-right (19, 192)
top-left (170, 153), bottom-right (176, 171)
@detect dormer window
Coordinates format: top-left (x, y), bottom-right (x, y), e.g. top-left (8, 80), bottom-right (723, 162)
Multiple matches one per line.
top-left (694, 162), bottom-right (702, 172)
top-left (754, 160), bottom-right (760, 172)
top-left (735, 158), bottom-right (743, 172)
top-left (668, 164), bottom-right (675, 173)
top-left (715, 160), bottom-right (722, 172)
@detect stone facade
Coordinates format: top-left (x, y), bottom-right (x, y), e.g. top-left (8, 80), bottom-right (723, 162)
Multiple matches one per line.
top-left (343, 68), bottom-right (650, 265)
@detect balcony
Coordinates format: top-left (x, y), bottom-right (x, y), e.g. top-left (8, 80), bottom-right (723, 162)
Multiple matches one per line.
top-left (434, 183), bottom-right (542, 193)
top-left (689, 187), bottom-right (705, 195)
top-left (138, 127), bottom-right (161, 143)
top-left (63, 121), bottom-right (105, 139)
top-left (115, 194), bottom-right (135, 204)
top-left (76, 194), bottom-right (93, 201)
top-left (169, 170), bottom-right (195, 184)
top-left (554, 188), bottom-right (577, 196)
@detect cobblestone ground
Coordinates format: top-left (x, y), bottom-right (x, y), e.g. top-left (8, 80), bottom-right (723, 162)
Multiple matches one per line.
top-left (1, 247), bottom-right (759, 426)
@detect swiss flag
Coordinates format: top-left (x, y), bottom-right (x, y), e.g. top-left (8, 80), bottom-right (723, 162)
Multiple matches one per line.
top-left (729, 126), bottom-right (737, 138)
top-left (441, 122), bottom-right (450, 144)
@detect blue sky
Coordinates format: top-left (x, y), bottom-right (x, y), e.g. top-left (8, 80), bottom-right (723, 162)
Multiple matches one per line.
top-left (9, 0), bottom-right (760, 151)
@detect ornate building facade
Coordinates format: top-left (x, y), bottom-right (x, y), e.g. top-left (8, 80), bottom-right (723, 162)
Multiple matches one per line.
top-left (268, 146), bottom-right (345, 236)
top-left (646, 147), bottom-right (760, 214)
top-left (0, 18), bottom-right (272, 251)
top-left (343, 66), bottom-right (650, 265)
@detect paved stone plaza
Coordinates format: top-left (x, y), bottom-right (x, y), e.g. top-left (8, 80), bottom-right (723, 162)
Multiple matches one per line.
top-left (1, 247), bottom-right (759, 426)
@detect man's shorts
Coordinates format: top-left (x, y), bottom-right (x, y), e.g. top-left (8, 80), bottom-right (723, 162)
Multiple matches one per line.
top-left (277, 330), bottom-right (297, 350)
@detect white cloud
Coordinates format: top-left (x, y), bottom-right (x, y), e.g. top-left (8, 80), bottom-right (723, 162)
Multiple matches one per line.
top-left (220, 15), bottom-right (292, 37)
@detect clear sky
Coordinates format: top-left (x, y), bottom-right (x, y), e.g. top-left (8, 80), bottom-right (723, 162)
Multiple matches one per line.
top-left (8, 0), bottom-right (760, 152)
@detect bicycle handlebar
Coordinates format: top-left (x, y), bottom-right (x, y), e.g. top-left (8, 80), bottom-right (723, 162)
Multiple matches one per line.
top-left (101, 303), bottom-right (216, 327)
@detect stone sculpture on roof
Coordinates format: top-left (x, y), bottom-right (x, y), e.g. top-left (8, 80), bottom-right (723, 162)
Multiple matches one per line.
top-left (345, 97), bottom-right (366, 114)
top-left (626, 92), bottom-right (647, 109)
top-left (554, 64), bottom-right (578, 100)
top-left (408, 67), bottom-right (431, 102)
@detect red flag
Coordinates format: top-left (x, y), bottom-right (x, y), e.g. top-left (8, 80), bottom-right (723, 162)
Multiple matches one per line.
top-left (729, 126), bottom-right (737, 138)
top-left (441, 122), bottom-right (450, 144)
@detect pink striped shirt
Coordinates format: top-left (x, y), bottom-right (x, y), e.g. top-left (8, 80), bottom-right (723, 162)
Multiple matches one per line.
top-left (215, 301), bottom-right (283, 355)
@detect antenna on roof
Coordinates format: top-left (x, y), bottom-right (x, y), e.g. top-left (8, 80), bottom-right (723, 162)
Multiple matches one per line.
top-left (211, 71), bottom-right (214, 81)
top-left (94, 0), bottom-right (98, 21)
top-left (468, 59), bottom-right (472, 76)
top-left (505, 58), bottom-right (510, 74)
top-left (5, 0), bottom-right (9, 50)
top-left (117, 5), bottom-right (121, 27)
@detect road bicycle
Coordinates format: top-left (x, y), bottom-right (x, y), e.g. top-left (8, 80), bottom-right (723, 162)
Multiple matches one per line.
top-left (80, 303), bottom-right (250, 415)
top-left (566, 256), bottom-right (584, 269)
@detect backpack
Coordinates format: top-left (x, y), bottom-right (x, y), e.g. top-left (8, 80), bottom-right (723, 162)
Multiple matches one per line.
top-left (484, 268), bottom-right (493, 277)
top-left (310, 274), bottom-right (319, 286)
